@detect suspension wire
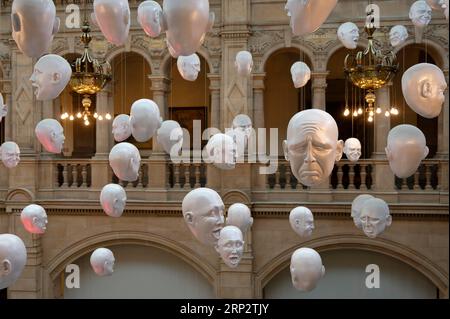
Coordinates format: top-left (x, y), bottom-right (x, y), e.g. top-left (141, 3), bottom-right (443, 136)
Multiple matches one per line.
top-left (403, 48), bottom-right (406, 124)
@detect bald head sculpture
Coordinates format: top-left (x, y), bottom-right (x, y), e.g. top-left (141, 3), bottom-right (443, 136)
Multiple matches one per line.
top-left (35, 119), bottom-right (65, 154)
top-left (215, 226), bottom-right (244, 268)
top-left (20, 204), bottom-right (48, 234)
top-left (289, 206), bottom-right (315, 237)
top-left (410, 1), bottom-right (432, 27)
top-left (337, 22), bottom-right (359, 49)
top-left (182, 188), bottom-right (225, 247)
top-left (92, 0), bottom-right (130, 45)
top-left (138, 0), bottom-right (163, 37)
top-left (290, 247), bottom-right (325, 292)
top-left (90, 248), bottom-right (115, 276)
top-left (386, 125), bottom-right (429, 178)
top-left (402, 63), bottom-right (447, 119)
top-left (351, 194), bottom-right (374, 229)
top-left (283, 109), bottom-right (343, 187)
top-left (109, 142), bottom-right (141, 182)
top-left (344, 138), bottom-right (362, 162)
top-left (359, 198), bottom-right (392, 238)
top-left (0, 234), bottom-right (27, 290)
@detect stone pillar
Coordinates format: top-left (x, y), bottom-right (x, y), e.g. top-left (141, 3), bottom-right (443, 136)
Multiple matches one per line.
top-left (149, 75), bottom-right (170, 155)
top-left (94, 84), bottom-right (112, 158)
top-left (311, 72), bottom-right (329, 110)
top-left (208, 73), bottom-right (221, 129)
top-left (252, 73), bottom-right (265, 129)
top-left (2, 80), bottom-right (12, 141)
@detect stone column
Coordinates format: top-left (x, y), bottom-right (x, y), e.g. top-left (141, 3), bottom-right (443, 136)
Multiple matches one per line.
top-left (148, 74), bottom-right (170, 154)
top-left (252, 73), bottom-right (265, 129)
top-left (2, 80), bottom-right (12, 141)
top-left (94, 84), bottom-right (112, 158)
top-left (311, 72), bottom-right (329, 110)
top-left (436, 69), bottom-right (449, 196)
top-left (208, 73), bottom-right (221, 129)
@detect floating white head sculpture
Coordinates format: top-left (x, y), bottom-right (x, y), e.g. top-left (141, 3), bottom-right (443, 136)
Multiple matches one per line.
top-left (30, 54), bottom-right (72, 101)
top-left (205, 133), bottom-right (237, 170)
top-left (290, 247), bottom-right (325, 292)
top-left (289, 206), bottom-right (315, 238)
top-left (92, 0), bottom-right (130, 45)
top-left (0, 142), bottom-right (20, 169)
top-left (11, 0), bottom-right (60, 58)
top-left (385, 125), bottom-right (429, 178)
top-left (232, 114), bottom-right (253, 136)
top-left (442, 0), bottom-right (449, 20)
top-left (177, 54), bottom-right (201, 81)
top-left (109, 142), bottom-right (141, 182)
top-left (410, 1), bottom-right (432, 27)
top-left (35, 119), bottom-right (65, 154)
top-left (130, 99), bottom-right (161, 143)
top-left (427, 0), bottom-right (443, 9)
top-left (226, 203), bottom-right (253, 234)
top-left (163, 0), bottom-right (215, 58)
top-left (337, 22), bottom-right (359, 49)
top-left (20, 204), bottom-right (48, 234)
top-left (344, 138), bottom-right (362, 162)
top-left (100, 184), bottom-right (127, 218)
top-left (90, 248), bottom-right (115, 276)
top-left (285, 0), bottom-right (338, 36)
top-left (156, 120), bottom-right (183, 155)
top-left (215, 226), bottom-right (244, 268)
top-left (290, 62), bottom-right (311, 88)
top-left (112, 114), bottom-right (131, 142)
top-left (235, 51), bottom-right (253, 77)
top-left (389, 25), bottom-right (409, 47)
top-left (359, 198), bottom-right (392, 238)
top-left (182, 188), bottom-right (225, 247)
top-left (0, 93), bottom-right (7, 122)
top-left (0, 234), bottom-right (27, 290)
top-left (138, 0), bottom-right (163, 37)
top-left (351, 194), bottom-right (374, 229)
top-left (283, 109), bottom-right (344, 187)
top-left (402, 63), bottom-right (447, 119)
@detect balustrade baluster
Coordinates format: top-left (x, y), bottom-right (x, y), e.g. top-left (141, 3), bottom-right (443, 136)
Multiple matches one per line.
top-left (425, 164), bottom-right (433, 190)
top-left (348, 164), bottom-right (355, 190)
top-left (360, 163), bottom-right (367, 190)
top-left (71, 164), bottom-right (78, 188)
top-left (413, 169), bottom-right (421, 190)
top-left (285, 167), bottom-right (292, 190)
top-left (174, 164), bottom-right (181, 188)
top-left (62, 164), bottom-right (69, 187)
top-left (81, 165), bottom-right (87, 187)
top-left (194, 163), bottom-right (201, 188)
top-left (336, 164), bottom-right (343, 189)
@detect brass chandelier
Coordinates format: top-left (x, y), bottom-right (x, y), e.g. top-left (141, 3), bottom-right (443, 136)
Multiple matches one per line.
top-left (344, 20), bottom-right (399, 122)
top-left (61, 18), bottom-right (112, 126)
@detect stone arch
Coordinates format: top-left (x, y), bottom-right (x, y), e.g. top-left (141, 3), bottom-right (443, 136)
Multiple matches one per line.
top-left (222, 190), bottom-right (251, 206)
top-left (106, 47), bottom-right (155, 74)
top-left (261, 42), bottom-right (315, 73)
top-left (254, 234), bottom-right (448, 298)
top-left (44, 231), bottom-right (217, 290)
top-left (5, 188), bottom-right (35, 203)
top-left (393, 38), bottom-right (448, 69)
top-left (160, 48), bottom-right (214, 77)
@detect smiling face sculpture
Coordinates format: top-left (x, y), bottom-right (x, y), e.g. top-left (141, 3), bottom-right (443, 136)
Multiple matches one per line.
top-left (11, 0), bottom-right (60, 58)
top-left (162, 0), bottom-right (215, 58)
top-left (337, 22), bottom-right (359, 49)
top-left (389, 25), bottom-right (409, 47)
top-left (283, 109), bottom-right (343, 187)
top-left (182, 188), bottom-right (225, 247)
top-left (284, 0), bottom-right (338, 36)
top-left (0, 142), bottom-right (21, 169)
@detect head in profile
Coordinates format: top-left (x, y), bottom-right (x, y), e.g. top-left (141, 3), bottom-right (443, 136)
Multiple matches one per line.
top-left (389, 25), bottom-right (408, 47)
top-left (344, 138), bottom-right (362, 162)
top-left (177, 54), bottom-right (201, 81)
top-left (290, 62), bottom-right (311, 88)
top-left (351, 194), bottom-right (374, 229)
top-left (204, 133), bottom-right (237, 170)
top-left (182, 188), bottom-right (225, 247)
top-left (226, 203), bottom-right (253, 234)
top-left (90, 248), bottom-right (115, 276)
top-left (402, 63), bottom-right (447, 119)
top-left (20, 204), bottom-right (48, 234)
top-left (284, 0), bottom-right (338, 36)
top-left (290, 247), bottom-right (325, 292)
top-left (337, 22), bottom-right (359, 49)
top-left (138, 0), bottom-right (163, 37)
top-left (109, 142), bottom-right (141, 182)
top-left (156, 120), bottom-right (183, 156)
top-left (289, 206), bottom-right (315, 238)
top-left (215, 226), bottom-right (244, 268)
top-left (92, 0), bottom-right (130, 45)
top-left (235, 51), bottom-right (253, 77)
top-left (112, 114), bottom-right (131, 142)
top-left (385, 125), bottom-right (429, 178)
top-left (283, 109), bottom-right (343, 187)
top-left (359, 198), bottom-right (392, 238)
top-left (100, 184), bottom-right (127, 218)
top-left (0, 234), bottom-right (27, 290)
top-left (130, 99), bottom-right (162, 143)
top-left (29, 54), bottom-right (72, 101)
top-left (35, 119), bottom-right (65, 154)
top-left (0, 141), bottom-right (21, 169)
top-left (0, 93), bottom-right (7, 122)
top-left (409, 1), bottom-right (432, 27)
top-left (11, 0), bottom-right (60, 58)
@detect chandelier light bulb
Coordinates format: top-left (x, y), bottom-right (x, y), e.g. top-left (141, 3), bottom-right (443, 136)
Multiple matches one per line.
top-left (376, 107), bottom-right (382, 114)
top-left (84, 120), bottom-right (90, 126)
top-left (105, 113), bottom-right (112, 120)
top-left (385, 110), bottom-right (391, 117)
top-left (76, 112), bottom-right (82, 118)
top-left (392, 107), bottom-right (399, 115)
top-left (98, 115), bottom-right (104, 121)
top-left (344, 108), bottom-right (350, 116)
top-left (358, 107), bottom-right (363, 115)
top-left (369, 110), bottom-right (374, 117)
top-left (69, 115), bottom-right (74, 121)
top-left (60, 114), bottom-right (65, 120)
top-left (94, 113), bottom-right (99, 119)
top-left (368, 116), bottom-right (373, 123)
top-left (353, 110), bottom-right (358, 117)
